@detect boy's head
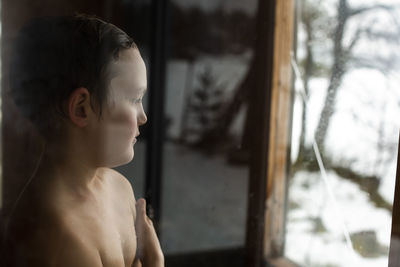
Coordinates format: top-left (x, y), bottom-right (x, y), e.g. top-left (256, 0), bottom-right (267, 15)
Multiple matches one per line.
top-left (9, 14), bottom-right (138, 140)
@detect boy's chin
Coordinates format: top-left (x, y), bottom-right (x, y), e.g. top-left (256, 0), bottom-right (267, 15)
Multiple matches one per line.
top-left (120, 150), bottom-right (135, 166)
top-left (106, 149), bottom-right (135, 168)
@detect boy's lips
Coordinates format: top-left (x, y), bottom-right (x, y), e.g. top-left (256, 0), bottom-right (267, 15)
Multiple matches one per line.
top-left (133, 132), bottom-right (139, 144)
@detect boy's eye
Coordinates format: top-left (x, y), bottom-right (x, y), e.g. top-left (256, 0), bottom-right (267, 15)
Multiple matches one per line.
top-left (130, 98), bottom-right (142, 104)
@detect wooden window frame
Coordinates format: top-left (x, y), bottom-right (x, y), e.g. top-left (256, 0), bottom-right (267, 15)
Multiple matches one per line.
top-left (244, 0), bottom-right (296, 266)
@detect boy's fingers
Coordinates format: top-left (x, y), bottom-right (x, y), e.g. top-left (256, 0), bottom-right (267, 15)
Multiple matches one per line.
top-left (136, 198), bottom-right (155, 227)
top-left (136, 198), bottom-right (146, 216)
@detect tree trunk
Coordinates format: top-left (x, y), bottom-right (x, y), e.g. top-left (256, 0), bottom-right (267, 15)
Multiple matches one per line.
top-left (298, 11), bottom-right (314, 158)
top-left (314, 0), bottom-right (349, 156)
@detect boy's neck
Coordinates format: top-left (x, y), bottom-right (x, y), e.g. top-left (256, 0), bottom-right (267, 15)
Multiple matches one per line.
top-left (37, 146), bottom-right (103, 198)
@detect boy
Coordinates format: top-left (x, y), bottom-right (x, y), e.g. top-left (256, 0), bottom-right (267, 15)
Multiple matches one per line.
top-left (2, 14), bottom-right (163, 266)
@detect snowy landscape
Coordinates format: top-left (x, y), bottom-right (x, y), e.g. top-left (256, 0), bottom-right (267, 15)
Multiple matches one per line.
top-left (286, 0), bottom-right (400, 266)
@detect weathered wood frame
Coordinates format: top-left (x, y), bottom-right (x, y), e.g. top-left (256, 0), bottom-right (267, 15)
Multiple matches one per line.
top-left (245, 0), bottom-right (296, 266)
top-left (264, 0), bottom-right (295, 259)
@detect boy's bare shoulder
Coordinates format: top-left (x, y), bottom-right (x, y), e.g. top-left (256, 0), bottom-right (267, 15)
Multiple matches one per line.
top-left (97, 167), bottom-right (137, 205)
top-left (98, 167), bottom-right (134, 192)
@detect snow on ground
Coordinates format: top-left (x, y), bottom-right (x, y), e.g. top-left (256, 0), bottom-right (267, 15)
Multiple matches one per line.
top-left (328, 68), bottom-right (400, 204)
top-left (286, 171), bottom-right (391, 267)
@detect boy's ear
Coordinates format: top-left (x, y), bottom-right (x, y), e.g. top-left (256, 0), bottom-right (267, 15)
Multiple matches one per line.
top-left (67, 87), bottom-right (92, 127)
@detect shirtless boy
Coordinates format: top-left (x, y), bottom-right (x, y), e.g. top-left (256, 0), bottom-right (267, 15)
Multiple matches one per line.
top-left (1, 14), bottom-right (163, 266)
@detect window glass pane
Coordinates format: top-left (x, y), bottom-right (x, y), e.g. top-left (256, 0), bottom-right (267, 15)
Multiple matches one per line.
top-left (286, 0), bottom-right (400, 266)
top-left (160, 0), bottom-right (257, 254)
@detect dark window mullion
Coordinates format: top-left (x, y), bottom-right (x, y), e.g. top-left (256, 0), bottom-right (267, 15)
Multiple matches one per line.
top-left (245, 0), bottom-right (276, 266)
top-left (145, 0), bottom-right (168, 234)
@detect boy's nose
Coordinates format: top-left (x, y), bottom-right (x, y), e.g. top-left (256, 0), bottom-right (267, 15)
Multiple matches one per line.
top-left (138, 111), bottom-right (147, 126)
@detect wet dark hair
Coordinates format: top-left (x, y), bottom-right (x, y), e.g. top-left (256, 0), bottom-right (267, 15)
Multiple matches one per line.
top-left (9, 14), bottom-right (137, 138)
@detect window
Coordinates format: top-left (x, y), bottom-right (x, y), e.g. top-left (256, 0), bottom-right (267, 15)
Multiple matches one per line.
top-left (284, 0), bottom-right (400, 266)
top-left (2, 0), bottom-right (399, 266)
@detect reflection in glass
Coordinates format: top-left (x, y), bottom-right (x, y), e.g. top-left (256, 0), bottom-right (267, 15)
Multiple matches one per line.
top-left (286, 0), bottom-right (400, 266)
top-left (160, 0), bottom-right (257, 254)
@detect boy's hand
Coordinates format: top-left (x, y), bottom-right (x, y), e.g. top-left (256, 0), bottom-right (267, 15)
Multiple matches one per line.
top-left (135, 198), bottom-right (164, 267)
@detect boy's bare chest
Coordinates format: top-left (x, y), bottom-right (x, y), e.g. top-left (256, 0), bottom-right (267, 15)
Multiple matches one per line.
top-left (60, 192), bottom-right (137, 267)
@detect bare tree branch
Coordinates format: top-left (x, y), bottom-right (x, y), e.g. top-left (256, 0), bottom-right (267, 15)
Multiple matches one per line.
top-left (347, 26), bottom-right (363, 52)
top-left (350, 55), bottom-right (398, 73)
top-left (364, 29), bottom-right (400, 44)
top-left (349, 4), bottom-right (395, 17)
